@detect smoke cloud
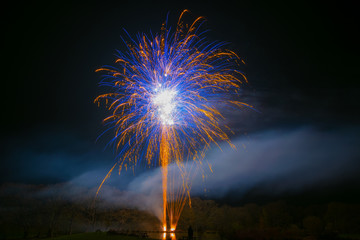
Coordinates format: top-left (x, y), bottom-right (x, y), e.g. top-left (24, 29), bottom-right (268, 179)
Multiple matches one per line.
top-left (2, 126), bottom-right (359, 220)
top-left (77, 126), bottom-right (360, 216)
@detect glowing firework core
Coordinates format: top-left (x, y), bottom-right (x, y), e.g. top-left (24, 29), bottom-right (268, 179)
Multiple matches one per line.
top-left (153, 87), bottom-right (177, 125)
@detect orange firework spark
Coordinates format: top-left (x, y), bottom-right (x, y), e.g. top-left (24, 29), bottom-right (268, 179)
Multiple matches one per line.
top-left (95, 9), bottom-right (251, 230)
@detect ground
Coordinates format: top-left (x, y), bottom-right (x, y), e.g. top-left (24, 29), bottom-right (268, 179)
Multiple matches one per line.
top-left (42, 232), bottom-right (154, 240)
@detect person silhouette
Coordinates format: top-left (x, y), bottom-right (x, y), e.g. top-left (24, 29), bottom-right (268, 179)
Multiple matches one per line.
top-left (188, 225), bottom-right (193, 240)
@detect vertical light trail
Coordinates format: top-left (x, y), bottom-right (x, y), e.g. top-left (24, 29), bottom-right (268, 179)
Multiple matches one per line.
top-left (160, 127), bottom-right (169, 230)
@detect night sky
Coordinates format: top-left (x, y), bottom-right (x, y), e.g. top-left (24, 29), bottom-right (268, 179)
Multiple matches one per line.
top-left (1, 1), bottom-right (359, 206)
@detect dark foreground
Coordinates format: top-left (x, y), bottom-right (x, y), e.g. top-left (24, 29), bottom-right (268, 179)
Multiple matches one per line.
top-left (39, 231), bottom-right (360, 240)
top-left (43, 232), bottom-right (152, 240)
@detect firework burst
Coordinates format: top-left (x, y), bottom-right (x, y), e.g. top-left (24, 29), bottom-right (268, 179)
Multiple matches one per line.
top-left (95, 9), bottom-right (251, 230)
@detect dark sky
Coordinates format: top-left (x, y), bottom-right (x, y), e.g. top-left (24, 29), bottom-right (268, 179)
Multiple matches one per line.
top-left (1, 1), bottom-right (359, 205)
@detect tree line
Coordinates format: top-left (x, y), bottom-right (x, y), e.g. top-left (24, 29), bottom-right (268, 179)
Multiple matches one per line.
top-left (177, 198), bottom-right (360, 239)
top-left (1, 183), bottom-right (360, 240)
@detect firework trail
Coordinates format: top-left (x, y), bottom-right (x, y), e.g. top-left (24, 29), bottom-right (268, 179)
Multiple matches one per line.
top-left (95, 9), bottom-right (251, 230)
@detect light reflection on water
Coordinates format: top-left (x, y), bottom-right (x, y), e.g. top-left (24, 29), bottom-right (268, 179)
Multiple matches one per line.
top-left (147, 231), bottom-right (219, 240)
top-left (147, 232), bottom-right (180, 240)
